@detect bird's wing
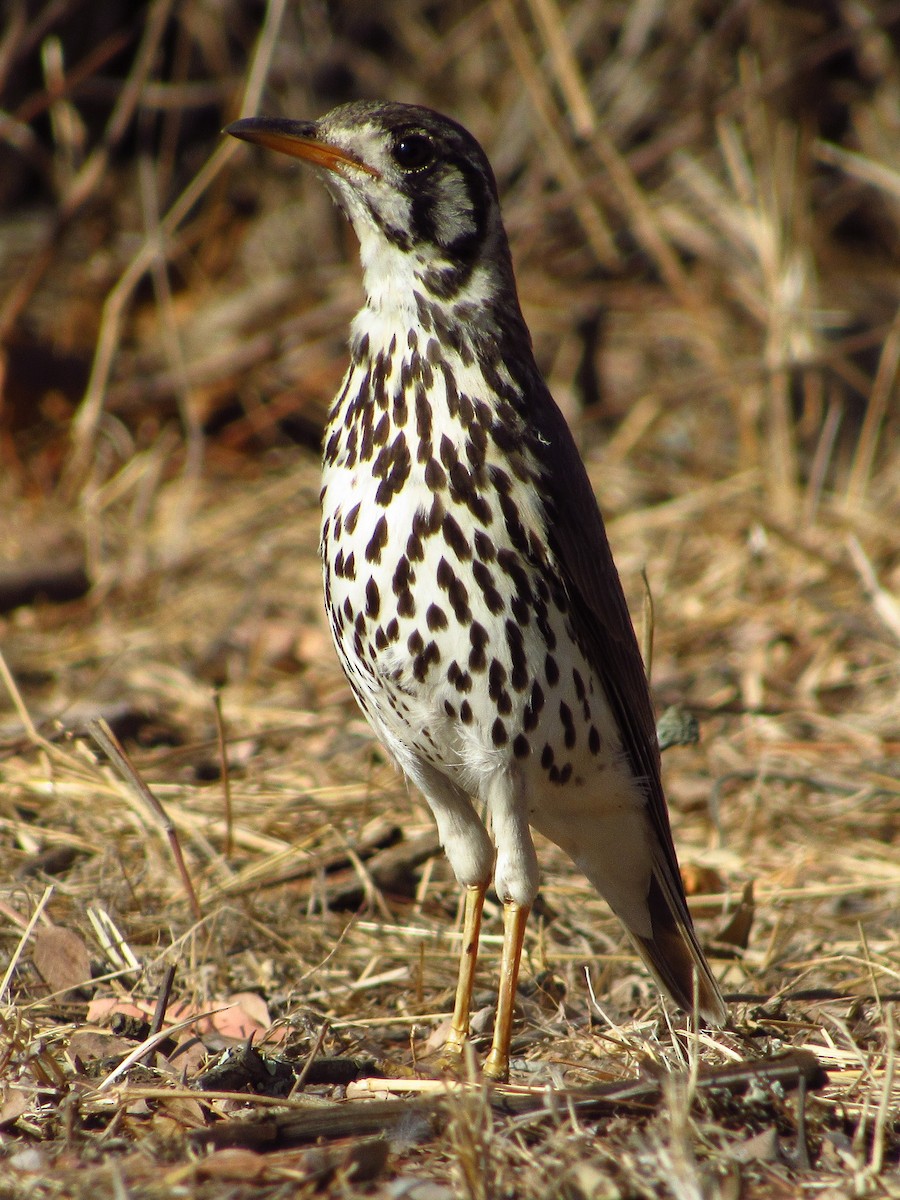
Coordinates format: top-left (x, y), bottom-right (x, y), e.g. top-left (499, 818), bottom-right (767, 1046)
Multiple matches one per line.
top-left (531, 383), bottom-right (725, 1022)
top-left (531, 385), bottom-right (666, 824)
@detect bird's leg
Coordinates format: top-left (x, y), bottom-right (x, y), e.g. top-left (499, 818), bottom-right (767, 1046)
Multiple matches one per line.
top-left (441, 883), bottom-right (486, 1066)
top-left (482, 899), bottom-right (530, 1082)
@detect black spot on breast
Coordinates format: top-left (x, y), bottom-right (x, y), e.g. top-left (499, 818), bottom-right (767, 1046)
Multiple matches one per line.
top-left (468, 621), bottom-right (488, 671)
top-left (408, 629), bottom-right (424, 655)
top-left (536, 608), bottom-right (557, 651)
top-left (345, 503), bottom-right (361, 534)
top-left (392, 557), bottom-right (416, 617)
top-left (474, 530), bottom-right (496, 561)
top-left (512, 734), bottom-right (530, 759)
top-left (505, 621), bottom-right (529, 691)
top-left (442, 361), bottom-right (459, 416)
top-left (365, 579), bottom-right (380, 618)
top-left (425, 458), bottom-right (447, 489)
top-left (472, 560), bottom-right (504, 615)
top-left (424, 497), bottom-right (445, 534)
top-left (498, 491), bottom-right (530, 553)
top-left (488, 660), bottom-right (507, 699)
top-left (393, 555), bottom-right (412, 596)
top-left (393, 388), bottom-right (408, 425)
top-left (460, 699), bottom-right (473, 724)
top-left (523, 679), bottom-right (544, 731)
top-left (447, 660), bottom-right (473, 693)
top-left (465, 423), bottom-right (487, 468)
top-left (488, 465), bottom-right (511, 495)
top-left (467, 491), bottom-right (493, 525)
top-left (442, 512), bottom-right (471, 561)
top-left (372, 348), bottom-right (391, 405)
top-left (366, 516), bottom-right (389, 564)
top-left (439, 434), bottom-right (458, 471)
top-left (426, 603), bottom-right (448, 631)
top-left (415, 386), bottom-right (432, 443)
top-left (407, 528), bottom-right (425, 562)
top-left (324, 429), bottom-right (341, 466)
top-left (413, 640), bottom-right (440, 681)
top-left (343, 425), bottom-right (358, 468)
top-left (359, 417), bottom-right (374, 464)
top-left (374, 432), bottom-right (411, 506)
top-left (510, 595), bottom-right (530, 625)
top-left (559, 701), bottom-right (576, 749)
top-left (496, 549), bottom-right (532, 605)
top-left (437, 557), bottom-right (471, 623)
top-left (588, 725), bottom-right (601, 755)
top-left (456, 393), bottom-right (475, 429)
top-left (414, 292), bottom-right (433, 332)
top-left (491, 717), bottom-right (508, 747)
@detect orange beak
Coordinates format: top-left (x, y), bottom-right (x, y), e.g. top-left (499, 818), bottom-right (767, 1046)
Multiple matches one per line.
top-left (225, 117), bottom-right (380, 178)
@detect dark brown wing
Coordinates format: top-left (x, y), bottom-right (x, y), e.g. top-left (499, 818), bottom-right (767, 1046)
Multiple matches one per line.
top-left (531, 384), bottom-right (725, 1023)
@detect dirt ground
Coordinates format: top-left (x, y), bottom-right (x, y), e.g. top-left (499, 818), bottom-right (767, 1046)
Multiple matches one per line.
top-left (1, 2), bottom-right (898, 1197)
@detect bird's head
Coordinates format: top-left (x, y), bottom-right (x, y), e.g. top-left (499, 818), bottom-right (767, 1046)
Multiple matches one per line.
top-left (227, 101), bottom-right (518, 318)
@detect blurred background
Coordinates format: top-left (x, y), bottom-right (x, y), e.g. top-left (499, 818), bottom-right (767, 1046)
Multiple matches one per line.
top-left (2, 0), bottom-right (898, 504)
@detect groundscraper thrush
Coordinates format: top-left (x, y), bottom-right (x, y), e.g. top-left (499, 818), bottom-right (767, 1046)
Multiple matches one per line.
top-left (227, 102), bottom-right (725, 1081)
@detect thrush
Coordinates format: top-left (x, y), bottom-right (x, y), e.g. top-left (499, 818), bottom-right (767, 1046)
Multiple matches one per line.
top-left (227, 101), bottom-right (725, 1081)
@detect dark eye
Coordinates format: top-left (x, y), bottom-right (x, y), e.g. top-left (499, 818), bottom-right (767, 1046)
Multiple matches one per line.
top-left (392, 134), bottom-right (435, 171)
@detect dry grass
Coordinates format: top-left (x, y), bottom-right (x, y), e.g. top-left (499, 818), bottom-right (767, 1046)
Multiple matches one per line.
top-left (1, 1), bottom-right (898, 1196)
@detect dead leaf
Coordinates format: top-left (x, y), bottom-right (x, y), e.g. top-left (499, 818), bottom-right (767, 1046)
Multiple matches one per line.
top-left (717, 880), bottom-right (755, 950)
top-left (155, 1095), bottom-right (208, 1130)
top-left (31, 924), bottom-right (91, 997)
top-left (68, 1030), bottom-right (133, 1064)
top-left (86, 993), bottom-right (285, 1043)
top-left (0, 1087), bottom-right (31, 1128)
top-left (87, 997), bottom-right (152, 1024)
top-left (680, 864), bottom-right (725, 896)
top-left (220, 991), bottom-right (273, 1036)
top-left (729, 1126), bottom-right (782, 1163)
top-left (193, 1148), bottom-right (268, 1181)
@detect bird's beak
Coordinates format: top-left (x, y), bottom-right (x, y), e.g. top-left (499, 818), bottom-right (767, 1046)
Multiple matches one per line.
top-left (225, 117), bottom-right (380, 178)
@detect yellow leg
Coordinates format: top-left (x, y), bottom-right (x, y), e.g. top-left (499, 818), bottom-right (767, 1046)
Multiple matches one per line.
top-left (440, 883), bottom-right (486, 1066)
top-left (483, 901), bottom-right (530, 1082)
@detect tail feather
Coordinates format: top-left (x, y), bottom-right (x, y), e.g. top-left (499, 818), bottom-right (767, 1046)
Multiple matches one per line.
top-left (632, 872), bottom-right (726, 1025)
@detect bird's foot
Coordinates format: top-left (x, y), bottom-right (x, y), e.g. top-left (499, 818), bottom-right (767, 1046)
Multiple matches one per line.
top-left (437, 1027), bottom-right (472, 1077)
top-left (481, 1047), bottom-right (509, 1083)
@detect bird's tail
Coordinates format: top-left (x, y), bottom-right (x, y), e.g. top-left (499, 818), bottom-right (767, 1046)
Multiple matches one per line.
top-left (630, 866), bottom-right (726, 1025)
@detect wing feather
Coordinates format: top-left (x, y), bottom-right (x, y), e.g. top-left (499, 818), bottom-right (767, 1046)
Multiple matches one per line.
top-left (531, 385), bottom-right (725, 1023)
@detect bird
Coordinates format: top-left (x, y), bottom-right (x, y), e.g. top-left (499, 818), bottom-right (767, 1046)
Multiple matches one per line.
top-left (226, 101), bottom-right (725, 1081)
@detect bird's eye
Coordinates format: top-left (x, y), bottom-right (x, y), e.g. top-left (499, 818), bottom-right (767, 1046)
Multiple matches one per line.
top-left (392, 134), bottom-right (435, 171)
